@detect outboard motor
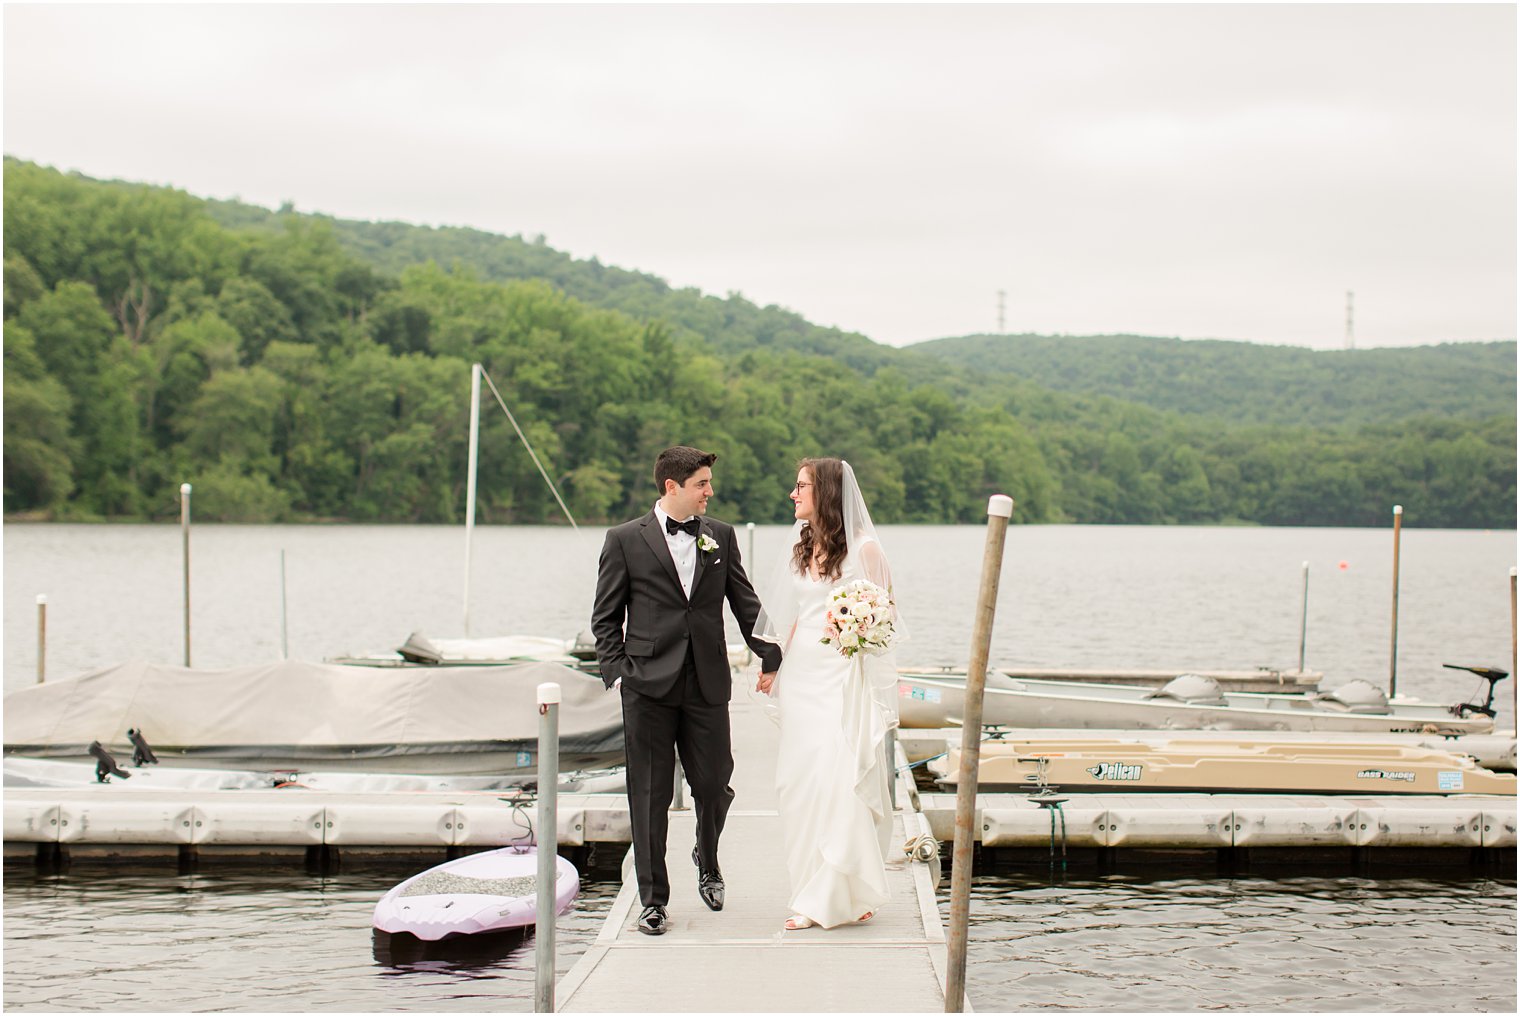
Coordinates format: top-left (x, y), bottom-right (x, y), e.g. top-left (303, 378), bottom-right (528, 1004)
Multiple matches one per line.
top-left (1314, 679), bottom-right (1391, 714)
top-left (397, 631), bottom-right (443, 665)
top-left (1144, 673), bottom-right (1228, 707)
top-left (1443, 663), bottom-right (1509, 719)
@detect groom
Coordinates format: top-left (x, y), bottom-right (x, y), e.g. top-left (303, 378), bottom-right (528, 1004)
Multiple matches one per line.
top-left (591, 445), bottom-right (781, 936)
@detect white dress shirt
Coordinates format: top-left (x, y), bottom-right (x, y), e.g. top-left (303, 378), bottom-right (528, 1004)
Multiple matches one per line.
top-left (653, 503), bottom-right (698, 599)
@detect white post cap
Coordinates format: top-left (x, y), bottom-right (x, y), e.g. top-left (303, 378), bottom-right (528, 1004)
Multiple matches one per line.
top-left (180, 483), bottom-right (192, 495)
top-left (537, 682), bottom-right (562, 705)
top-left (987, 494), bottom-right (1014, 518)
top-left (746, 522), bottom-right (755, 531)
top-left (1510, 566), bottom-right (1517, 577)
top-left (36, 594), bottom-right (46, 605)
top-left (1392, 504), bottom-right (1402, 515)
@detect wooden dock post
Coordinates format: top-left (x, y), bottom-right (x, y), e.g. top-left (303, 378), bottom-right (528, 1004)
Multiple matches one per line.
top-left (1298, 561), bottom-right (1309, 674)
top-left (36, 594), bottom-right (46, 684)
top-left (536, 681), bottom-right (561, 1013)
top-left (180, 483), bottom-right (192, 667)
top-left (1387, 504), bottom-right (1402, 698)
top-left (945, 493), bottom-right (1014, 1013)
top-left (280, 549), bottom-right (289, 659)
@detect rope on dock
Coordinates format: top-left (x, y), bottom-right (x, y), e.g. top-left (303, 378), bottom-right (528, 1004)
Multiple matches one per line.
top-left (896, 725), bottom-right (1010, 773)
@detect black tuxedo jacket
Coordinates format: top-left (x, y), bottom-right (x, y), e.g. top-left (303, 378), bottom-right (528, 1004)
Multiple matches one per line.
top-left (591, 512), bottom-right (782, 703)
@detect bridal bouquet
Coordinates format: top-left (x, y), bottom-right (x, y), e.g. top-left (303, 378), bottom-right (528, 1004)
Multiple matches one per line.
top-left (821, 579), bottom-right (897, 658)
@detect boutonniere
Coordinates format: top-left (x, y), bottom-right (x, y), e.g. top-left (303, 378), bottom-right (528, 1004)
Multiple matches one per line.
top-left (696, 534), bottom-right (719, 554)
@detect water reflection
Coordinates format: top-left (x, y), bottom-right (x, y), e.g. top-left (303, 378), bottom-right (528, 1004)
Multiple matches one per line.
top-left (7, 854), bottom-right (1512, 1012)
top-left (4, 858), bottom-right (622, 1013)
top-left (371, 926), bottom-right (532, 970)
top-left (944, 870), bottom-right (1517, 1012)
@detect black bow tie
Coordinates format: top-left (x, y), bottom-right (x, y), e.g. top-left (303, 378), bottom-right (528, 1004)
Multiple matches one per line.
top-left (665, 516), bottom-right (700, 537)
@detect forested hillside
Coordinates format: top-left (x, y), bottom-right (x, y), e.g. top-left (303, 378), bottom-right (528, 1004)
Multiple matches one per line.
top-left (4, 159), bottom-right (1514, 528)
top-left (912, 332), bottom-right (1516, 428)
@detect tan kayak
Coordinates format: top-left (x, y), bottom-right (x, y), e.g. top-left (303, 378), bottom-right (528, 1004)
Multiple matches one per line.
top-left (930, 738), bottom-right (1518, 795)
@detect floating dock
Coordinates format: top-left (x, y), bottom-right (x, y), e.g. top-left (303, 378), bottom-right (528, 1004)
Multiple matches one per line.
top-left (554, 693), bottom-right (955, 1012)
top-left (5, 725), bottom-right (1516, 865)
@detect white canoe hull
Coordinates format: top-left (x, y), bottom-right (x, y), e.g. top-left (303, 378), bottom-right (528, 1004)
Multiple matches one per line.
top-left (897, 673), bottom-right (1493, 735)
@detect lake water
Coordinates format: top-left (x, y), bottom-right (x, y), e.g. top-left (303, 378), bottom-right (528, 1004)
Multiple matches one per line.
top-left (4, 523), bottom-right (1517, 718)
top-left (3, 522), bottom-right (1516, 1011)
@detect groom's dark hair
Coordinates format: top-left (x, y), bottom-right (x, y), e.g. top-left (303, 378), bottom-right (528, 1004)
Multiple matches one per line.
top-left (655, 446), bottom-right (718, 492)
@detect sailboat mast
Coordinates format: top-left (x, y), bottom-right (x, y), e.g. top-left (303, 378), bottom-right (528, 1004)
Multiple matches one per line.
top-left (463, 363), bottom-right (482, 636)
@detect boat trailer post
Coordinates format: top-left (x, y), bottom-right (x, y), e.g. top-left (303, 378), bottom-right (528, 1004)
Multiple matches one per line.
top-left (1388, 505), bottom-right (1403, 698)
top-left (181, 483), bottom-right (192, 667)
top-left (945, 493), bottom-right (1014, 1014)
top-left (36, 594), bottom-right (46, 684)
top-left (535, 681), bottom-right (561, 1014)
top-left (1298, 561), bottom-right (1309, 674)
top-left (1510, 567), bottom-right (1516, 728)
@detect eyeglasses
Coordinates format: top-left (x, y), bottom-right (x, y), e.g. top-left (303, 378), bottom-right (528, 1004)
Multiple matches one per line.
top-left (792, 482), bottom-right (812, 491)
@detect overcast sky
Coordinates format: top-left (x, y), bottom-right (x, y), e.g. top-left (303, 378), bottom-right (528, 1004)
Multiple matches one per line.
top-left (3, 3), bottom-right (1514, 349)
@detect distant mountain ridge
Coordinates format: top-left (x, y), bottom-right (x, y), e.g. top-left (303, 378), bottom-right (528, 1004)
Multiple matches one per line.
top-left (909, 333), bottom-right (1517, 429)
top-left (206, 196), bottom-right (1514, 429)
top-left (202, 197), bottom-right (899, 374)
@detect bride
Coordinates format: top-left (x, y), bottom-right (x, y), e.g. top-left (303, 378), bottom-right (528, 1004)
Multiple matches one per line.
top-left (754, 457), bottom-right (904, 931)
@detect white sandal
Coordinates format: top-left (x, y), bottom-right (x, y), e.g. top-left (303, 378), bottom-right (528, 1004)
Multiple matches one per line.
top-left (783, 914), bottom-right (816, 930)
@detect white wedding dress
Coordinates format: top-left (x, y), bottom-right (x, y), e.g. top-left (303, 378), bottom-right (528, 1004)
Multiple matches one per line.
top-left (773, 560), bottom-right (897, 929)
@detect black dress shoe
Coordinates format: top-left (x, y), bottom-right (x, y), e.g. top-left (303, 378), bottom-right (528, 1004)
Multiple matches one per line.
top-left (637, 905), bottom-right (668, 936)
top-left (692, 848), bottom-right (725, 911)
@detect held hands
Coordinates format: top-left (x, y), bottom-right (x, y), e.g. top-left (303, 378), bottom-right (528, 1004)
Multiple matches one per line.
top-left (755, 671), bottom-right (777, 694)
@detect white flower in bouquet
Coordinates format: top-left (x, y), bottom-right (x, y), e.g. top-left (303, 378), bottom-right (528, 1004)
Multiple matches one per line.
top-left (821, 579), bottom-right (896, 658)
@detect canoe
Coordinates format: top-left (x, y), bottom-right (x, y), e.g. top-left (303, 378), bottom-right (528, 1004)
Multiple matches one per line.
top-left (929, 738), bottom-right (1518, 795)
top-left (897, 671), bottom-right (1494, 735)
top-left (373, 845), bottom-right (578, 941)
top-left (911, 665), bottom-right (1321, 694)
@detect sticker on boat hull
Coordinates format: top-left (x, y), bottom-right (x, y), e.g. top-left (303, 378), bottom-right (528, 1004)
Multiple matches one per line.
top-left (900, 684), bottom-right (942, 703)
top-left (1437, 770), bottom-right (1464, 791)
top-left (1356, 768), bottom-right (1415, 782)
top-left (1085, 762), bottom-right (1143, 781)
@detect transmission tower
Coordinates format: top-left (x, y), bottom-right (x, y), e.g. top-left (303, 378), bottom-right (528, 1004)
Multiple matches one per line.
top-left (1344, 291), bottom-right (1354, 349)
top-left (997, 289), bottom-right (1006, 334)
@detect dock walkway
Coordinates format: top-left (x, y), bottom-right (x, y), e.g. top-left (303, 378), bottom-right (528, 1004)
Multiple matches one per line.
top-left (554, 693), bottom-right (957, 1013)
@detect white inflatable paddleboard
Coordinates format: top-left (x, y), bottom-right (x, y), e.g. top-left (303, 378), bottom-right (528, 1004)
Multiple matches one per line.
top-left (373, 846), bottom-right (578, 941)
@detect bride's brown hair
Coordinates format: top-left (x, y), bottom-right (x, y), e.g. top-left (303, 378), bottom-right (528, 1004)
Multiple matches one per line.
top-left (791, 457), bottom-right (848, 582)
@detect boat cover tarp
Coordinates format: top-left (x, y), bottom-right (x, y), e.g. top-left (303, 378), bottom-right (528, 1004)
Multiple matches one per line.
top-left (3, 658), bottom-right (621, 760)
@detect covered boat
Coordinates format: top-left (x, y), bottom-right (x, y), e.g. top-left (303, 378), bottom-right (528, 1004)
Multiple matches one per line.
top-left (897, 671), bottom-right (1496, 735)
top-left (3, 658), bottom-right (622, 775)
